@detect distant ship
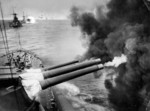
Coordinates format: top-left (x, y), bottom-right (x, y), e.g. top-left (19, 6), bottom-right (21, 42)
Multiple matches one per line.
top-left (21, 12), bottom-right (26, 24)
top-left (21, 12), bottom-right (36, 24)
top-left (9, 13), bottom-right (22, 28)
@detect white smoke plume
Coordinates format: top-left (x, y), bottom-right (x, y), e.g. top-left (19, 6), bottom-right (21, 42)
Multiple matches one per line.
top-left (104, 54), bottom-right (127, 67)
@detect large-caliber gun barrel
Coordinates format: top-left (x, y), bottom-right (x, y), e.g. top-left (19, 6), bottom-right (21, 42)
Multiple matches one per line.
top-left (43, 59), bottom-right (101, 79)
top-left (43, 60), bottom-right (79, 71)
top-left (40, 64), bottom-right (103, 89)
top-left (0, 66), bottom-right (16, 75)
top-left (0, 74), bottom-right (19, 80)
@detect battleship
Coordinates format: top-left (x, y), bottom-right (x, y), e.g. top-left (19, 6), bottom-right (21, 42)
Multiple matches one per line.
top-left (21, 12), bottom-right (26, 24)
top-left (9, 13), bottom-right (22, 28)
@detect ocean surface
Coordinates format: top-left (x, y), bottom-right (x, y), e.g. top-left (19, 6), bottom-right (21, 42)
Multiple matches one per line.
top-left (0, 20), bottom-right (109, 111)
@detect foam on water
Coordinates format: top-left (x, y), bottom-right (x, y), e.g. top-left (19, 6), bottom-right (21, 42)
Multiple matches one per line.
top-left (56, 82), bottom-right (80, 96)
top-left (56, 82), bottom-right (109, 111)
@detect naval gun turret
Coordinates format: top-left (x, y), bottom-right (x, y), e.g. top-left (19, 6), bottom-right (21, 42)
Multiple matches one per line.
top-left (0, 59), bottom-right (104, 111)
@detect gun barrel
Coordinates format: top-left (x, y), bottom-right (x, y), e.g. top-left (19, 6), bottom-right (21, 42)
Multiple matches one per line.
top-left (0, 66), bottom-right (16, 75)
top-left (43, 59), bottom-right (101, 79)
top-left (40, 64), bottom-right (103, 89)
top-left (43, 60), bottom-right (79, 71)
top-left (0, 74), bottom-right (19, 80)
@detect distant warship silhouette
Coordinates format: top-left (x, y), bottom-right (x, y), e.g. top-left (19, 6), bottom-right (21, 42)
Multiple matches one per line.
top-left (9, 13), bottom-right (22, 28)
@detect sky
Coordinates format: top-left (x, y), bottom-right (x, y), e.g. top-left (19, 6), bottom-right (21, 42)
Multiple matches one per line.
top-left (0, 0), bottom-right (108, 20)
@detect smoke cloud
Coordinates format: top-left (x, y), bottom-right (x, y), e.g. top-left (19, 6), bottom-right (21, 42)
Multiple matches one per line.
top-left (70, 0), bottom-right (150, 111)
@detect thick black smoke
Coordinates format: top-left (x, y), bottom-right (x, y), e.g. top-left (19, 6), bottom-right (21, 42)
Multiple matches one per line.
top-left (70, 6), bottom-right (112, 63)
top-left (70, 0), bottom-right (150, 111)
top-left (70, 6), bottom-right (80, 26)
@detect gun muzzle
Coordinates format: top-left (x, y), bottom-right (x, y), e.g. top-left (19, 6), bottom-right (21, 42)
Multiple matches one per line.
top-left (43, 60), bottom-right (79, 71)
top-left (43, 59), bottom-right (101, 79)
top-left (40, 64), bottom-right (103, 89)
